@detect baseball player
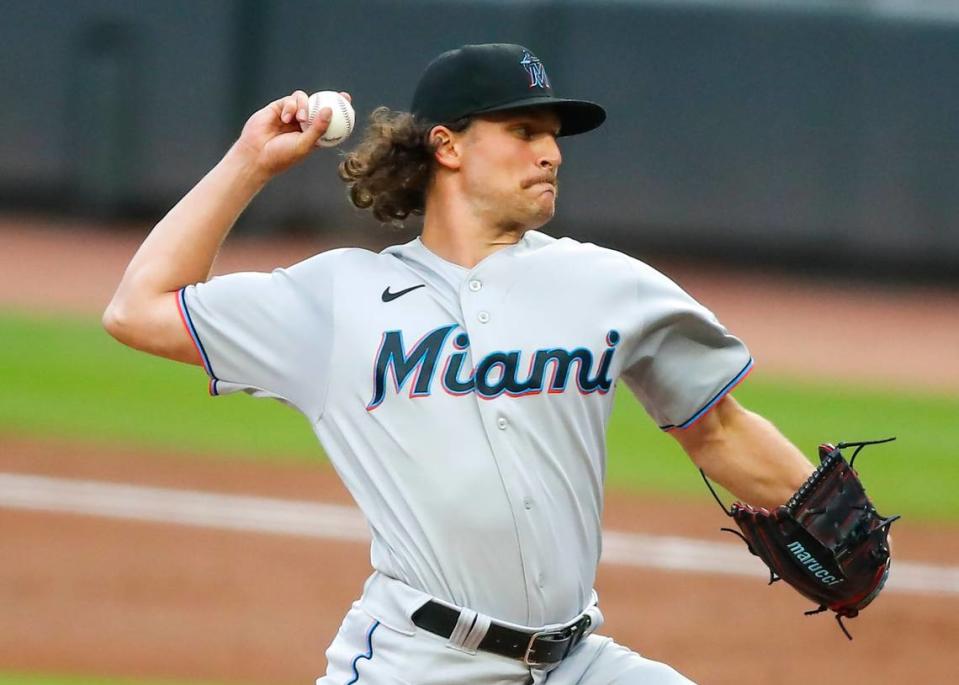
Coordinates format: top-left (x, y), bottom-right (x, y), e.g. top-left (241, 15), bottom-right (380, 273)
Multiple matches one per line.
top-left (105, 44), bottom-right (815, 684)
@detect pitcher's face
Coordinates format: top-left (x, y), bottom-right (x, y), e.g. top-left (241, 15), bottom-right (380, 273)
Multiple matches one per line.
top-left (457, 108), bottom-right (563, 231)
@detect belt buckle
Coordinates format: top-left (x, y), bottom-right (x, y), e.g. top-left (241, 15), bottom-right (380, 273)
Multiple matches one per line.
top-left (522, 629), bottom-right (559, 668)
top-left (522, 615), bottom-right (590, 668)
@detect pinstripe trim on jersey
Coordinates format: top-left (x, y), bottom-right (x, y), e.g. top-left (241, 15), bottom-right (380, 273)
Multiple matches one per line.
top-left (660, 357), bottom-right (754, 432)
top-left (175, 288), bottom-right (219, 395)
top-left (345, 620), bottom-right (380, 685)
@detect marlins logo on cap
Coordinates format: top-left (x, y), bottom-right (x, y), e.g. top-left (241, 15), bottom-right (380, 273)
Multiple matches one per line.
top-left (520, 50), bottom-right (551, 89)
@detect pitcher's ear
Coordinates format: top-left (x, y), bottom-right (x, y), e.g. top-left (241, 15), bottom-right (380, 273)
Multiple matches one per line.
top-left (430, 125), bottom-right (462, 170)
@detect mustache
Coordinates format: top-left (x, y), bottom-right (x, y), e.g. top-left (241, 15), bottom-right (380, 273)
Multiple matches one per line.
top-left (522, 173), bottom-right (558, 189)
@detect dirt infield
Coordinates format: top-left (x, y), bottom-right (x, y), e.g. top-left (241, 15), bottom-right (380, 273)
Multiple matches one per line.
top-left (2, 216), bottom-right (959, 684)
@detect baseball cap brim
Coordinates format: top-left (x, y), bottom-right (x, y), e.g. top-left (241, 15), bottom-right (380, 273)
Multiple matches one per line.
top-left (471, 96), bottom-right (607, 137)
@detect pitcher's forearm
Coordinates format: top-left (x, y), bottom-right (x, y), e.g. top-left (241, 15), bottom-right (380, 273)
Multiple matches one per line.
top-left (673, 396), bottom-right (815, 509)
top-left (701, 408), bottom-right (814, 508)
top-left (114, 144), bottom-right (269, 303)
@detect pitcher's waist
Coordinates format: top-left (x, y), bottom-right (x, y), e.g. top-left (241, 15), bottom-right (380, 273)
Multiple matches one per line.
top-left (358, 571), bottom-right (603, 639)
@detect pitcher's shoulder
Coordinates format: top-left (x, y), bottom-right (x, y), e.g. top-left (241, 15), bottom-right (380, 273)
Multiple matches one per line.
top-left (288, 246), bottom-right (403, 275)
top-left (532, 233), bottom-right (657, 274)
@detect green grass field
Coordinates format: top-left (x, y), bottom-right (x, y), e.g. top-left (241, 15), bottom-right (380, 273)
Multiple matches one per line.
top-left (3, 310), bottom-right (958, 520)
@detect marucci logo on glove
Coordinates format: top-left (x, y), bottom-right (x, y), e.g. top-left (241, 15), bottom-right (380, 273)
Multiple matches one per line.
top-left (786, 541), bottom-right (843, 586)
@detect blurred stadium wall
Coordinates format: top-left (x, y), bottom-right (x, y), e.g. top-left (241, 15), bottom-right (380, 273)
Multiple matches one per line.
top-left (2, 0), bottom-right (957, 276)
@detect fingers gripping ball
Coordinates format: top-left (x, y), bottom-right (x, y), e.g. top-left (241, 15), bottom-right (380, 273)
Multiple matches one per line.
top-left (301, 91), bottom-right (355, 147)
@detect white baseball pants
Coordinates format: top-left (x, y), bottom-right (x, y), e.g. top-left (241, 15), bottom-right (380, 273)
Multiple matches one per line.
top-left (316, 572), bottom-right (695, 685)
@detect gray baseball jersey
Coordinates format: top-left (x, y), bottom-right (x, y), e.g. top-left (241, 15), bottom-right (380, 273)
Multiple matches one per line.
top-left (177, 230), bottom-right (752, 627)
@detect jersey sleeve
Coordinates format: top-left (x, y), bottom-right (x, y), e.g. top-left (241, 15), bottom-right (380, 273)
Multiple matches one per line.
top-left (619, 262), bottom-right (752, 431)
top-left (177, 250), bottom-right (341, 421)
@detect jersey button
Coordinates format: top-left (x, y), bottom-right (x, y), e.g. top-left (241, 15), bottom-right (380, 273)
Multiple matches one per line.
top-left (523, 497), bottom-right (533, 510)
top-left (478, 311), bottom-right (490, 324)
top-left (496, 416), bottom-right (508, 430)
top-left (468, 279), bottom-right (482, 292)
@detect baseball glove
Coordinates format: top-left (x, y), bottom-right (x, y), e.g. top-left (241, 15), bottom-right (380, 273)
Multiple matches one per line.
top-left (701, 438), bottom-right (900, 639)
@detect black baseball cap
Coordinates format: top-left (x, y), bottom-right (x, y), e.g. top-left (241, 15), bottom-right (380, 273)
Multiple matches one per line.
top-left (411, 43), bottom-right (606, 137)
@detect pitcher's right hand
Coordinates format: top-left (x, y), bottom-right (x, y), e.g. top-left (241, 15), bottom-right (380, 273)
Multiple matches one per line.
top-left (233, 90), bottom-right (352, 179)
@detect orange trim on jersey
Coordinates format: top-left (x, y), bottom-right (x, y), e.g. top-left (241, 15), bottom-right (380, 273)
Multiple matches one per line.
top-left (174, 289), bottom-right (218, 395)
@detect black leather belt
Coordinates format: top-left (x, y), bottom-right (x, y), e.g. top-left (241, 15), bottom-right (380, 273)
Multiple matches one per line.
top-left (411, 600), bottom-right (592, 667)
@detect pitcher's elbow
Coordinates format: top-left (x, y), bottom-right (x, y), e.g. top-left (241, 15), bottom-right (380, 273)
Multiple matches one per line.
top-left (102, 299), bottom-right (133, 345)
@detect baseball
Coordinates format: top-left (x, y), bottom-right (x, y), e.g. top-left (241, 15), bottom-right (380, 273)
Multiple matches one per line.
top-left (302, 90), bottom-right (355, 147)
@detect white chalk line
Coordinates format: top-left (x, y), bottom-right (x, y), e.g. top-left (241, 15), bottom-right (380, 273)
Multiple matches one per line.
top-left (1, 472), bottom-right (957, 597)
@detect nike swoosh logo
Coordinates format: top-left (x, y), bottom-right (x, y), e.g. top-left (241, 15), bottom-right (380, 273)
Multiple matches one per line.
top-left (381, 284), bottom-right (426, 302)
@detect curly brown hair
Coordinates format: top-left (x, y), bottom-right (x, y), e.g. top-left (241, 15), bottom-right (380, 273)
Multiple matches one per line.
top-left (338, 107), bottom-right (470, 226)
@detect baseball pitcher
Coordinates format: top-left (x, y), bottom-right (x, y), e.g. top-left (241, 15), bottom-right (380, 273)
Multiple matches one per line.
top-left (105, 44), bottom-right (835, 684)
